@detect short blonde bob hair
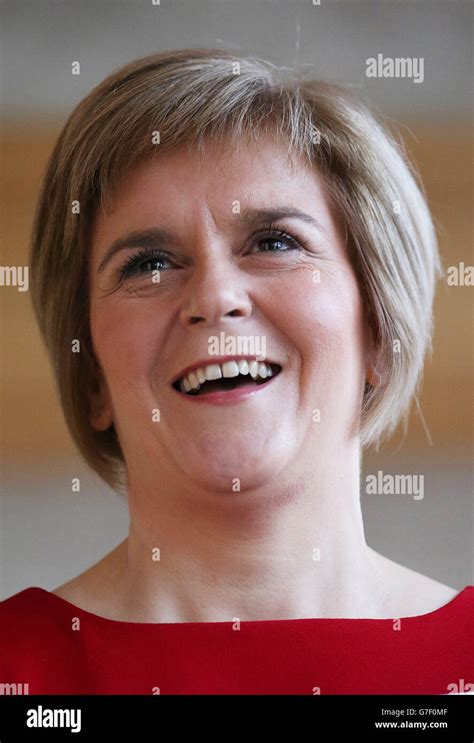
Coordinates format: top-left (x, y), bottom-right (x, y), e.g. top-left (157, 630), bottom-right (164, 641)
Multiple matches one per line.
top-left (29, 48), bottom-right (440, 493)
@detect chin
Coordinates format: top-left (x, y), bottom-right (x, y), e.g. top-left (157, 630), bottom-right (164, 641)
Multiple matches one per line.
top-left (179, 447), bottom-right (288, 494)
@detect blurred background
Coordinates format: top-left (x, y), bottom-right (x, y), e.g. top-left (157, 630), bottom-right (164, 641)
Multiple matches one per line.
top-left (1, 0), bottom-right (472, 597)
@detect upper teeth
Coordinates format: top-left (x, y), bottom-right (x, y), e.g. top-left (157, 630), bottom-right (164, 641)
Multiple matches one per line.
top-left (179, 359), bottom-right (274, 393)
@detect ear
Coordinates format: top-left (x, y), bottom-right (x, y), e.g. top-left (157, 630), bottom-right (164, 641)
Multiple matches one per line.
top-left (363, 307), bottom-right (383, 389)
top-left (366, 364), bottom-right (382, 388)
top-left (89, 370), bottom-right (114, 432)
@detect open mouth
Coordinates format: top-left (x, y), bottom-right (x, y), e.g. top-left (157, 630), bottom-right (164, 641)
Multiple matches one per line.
top-left (172, 361), bottom-right (282, 397)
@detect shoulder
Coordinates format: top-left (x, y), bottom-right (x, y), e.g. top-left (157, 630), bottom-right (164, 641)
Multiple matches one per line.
top-left (368, 548), bottom-right (468, 618)
top-left (396, 571), bottom-right (460, 616)
top-left (50, 541), bottom-right (128, 618)
top-left (0, 586), bottom-right (73, 632)
top-left (0, 587), bottom-right (95, 694)
top-left (0, 587), bottom-right (71, 673)
top-left (0, 586), bottom-right (46, 619)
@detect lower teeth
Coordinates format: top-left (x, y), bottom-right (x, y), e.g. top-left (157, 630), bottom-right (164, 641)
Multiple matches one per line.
top-left (186, 375), bottom-right (269, 396)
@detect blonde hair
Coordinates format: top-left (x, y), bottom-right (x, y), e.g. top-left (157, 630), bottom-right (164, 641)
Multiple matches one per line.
top-left (29, 48), bottom-right (441, 493)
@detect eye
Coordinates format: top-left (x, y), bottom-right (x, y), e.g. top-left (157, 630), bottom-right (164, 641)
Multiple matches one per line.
top-left (250, 224), bottom-right (310, 255)
top-left (119, 249), bottom-right (175, 278)
top-left (254, 231), bottom-right (300, 253)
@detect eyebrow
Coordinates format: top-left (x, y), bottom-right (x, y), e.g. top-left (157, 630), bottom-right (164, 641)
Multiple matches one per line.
top-left (97, 206), bottom-right (327, 273)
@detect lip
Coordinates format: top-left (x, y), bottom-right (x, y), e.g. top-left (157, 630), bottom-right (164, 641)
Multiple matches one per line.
top-left (170, 355), bottom-right (279, 387)
top-left (170, 369), bottom-right (280, 405)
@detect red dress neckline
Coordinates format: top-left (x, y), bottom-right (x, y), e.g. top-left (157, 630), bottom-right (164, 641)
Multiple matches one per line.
top-left (21, 584), bottom-right (472, 628)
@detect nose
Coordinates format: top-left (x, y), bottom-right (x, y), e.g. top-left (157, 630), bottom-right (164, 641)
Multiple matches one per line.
top-left (179, 252), bottom-right (253, 327)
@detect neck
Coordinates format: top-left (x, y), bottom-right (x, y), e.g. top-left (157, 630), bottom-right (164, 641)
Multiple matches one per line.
top-left (113, 442), bottom-right (384, 622)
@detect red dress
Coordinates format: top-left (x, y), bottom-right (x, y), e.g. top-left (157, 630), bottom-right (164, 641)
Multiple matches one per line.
top-left (1, 586), bottom-right (473, 695)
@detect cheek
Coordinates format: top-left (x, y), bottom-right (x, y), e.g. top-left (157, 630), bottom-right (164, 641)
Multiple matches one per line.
top-left (90, 299), bottom-right (165, 386)
top-left (268, 269), bottom-right (366, 369)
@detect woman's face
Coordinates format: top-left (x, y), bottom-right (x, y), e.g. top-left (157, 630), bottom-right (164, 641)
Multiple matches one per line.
top-left (89, 138), bottom-right (370, 492)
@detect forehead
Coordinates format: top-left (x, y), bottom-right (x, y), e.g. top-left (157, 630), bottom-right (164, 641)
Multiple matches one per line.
top-left (90, 137), bottom-right (338, 248)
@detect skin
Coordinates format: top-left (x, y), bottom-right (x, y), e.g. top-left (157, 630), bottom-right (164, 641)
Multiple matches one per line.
top-left (53, 138), bottom-right (457, 622)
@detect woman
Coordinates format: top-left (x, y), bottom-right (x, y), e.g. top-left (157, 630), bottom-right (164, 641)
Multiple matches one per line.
top-left (1, 48), bottom-right (472, 695)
